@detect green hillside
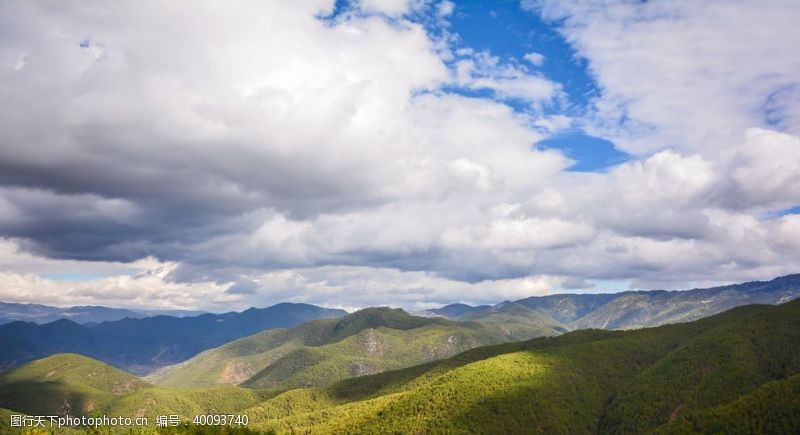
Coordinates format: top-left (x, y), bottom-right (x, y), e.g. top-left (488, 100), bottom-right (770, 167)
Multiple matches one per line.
top-left (152, 307), bottom-right (527, 390)
top-left (241, 300), bottom-right (800, 433)
top-left (0, 353), bottom-right (148, 416)
top-left (0, 353), bottom-right (274, 426)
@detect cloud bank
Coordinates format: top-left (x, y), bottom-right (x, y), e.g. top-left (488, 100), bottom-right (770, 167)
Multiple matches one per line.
top-left (0, 0), bottom-right (798, 311)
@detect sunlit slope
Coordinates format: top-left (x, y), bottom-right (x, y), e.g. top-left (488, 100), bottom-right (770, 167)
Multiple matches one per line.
top-left (243, 300), bottom-right (800, 433)
top-left (153, 307), bottom-right (531, 389)
top-left (0, 353), bottom-right (274, 422)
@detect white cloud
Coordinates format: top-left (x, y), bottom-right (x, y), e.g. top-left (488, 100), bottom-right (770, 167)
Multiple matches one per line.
top-left (359, 0), bottom-right (416, 15)
top-left (437, 0), bottom-right (455, 18)
top-left (729, 128), bottom-right (800, 209)
top-left (244, 266), bottom-right (566, 310)
top-left (523, 52), bottom-right (545, 66)
top-left (453, 51), bottom-right (561, 106)
top-left (771, 215), bottom-right (800, 252)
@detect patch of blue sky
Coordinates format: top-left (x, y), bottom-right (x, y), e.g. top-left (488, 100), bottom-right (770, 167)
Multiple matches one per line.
top-left (784, 205), bottom-right (800, 215)
top-left (764, 205), bottom-right (800, 219)
top-left (538, 132), bottom-right (630, 172)
top-left (41, 273), bottom-right (105, 281)
top-left (762, 84), bottom-right (796, 129)
top-left (316, 0), bottom-right (350, 22)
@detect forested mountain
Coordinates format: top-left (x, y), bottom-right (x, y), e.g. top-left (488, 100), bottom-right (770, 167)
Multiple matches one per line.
top-left (150, 307), bottom-right (521, 389)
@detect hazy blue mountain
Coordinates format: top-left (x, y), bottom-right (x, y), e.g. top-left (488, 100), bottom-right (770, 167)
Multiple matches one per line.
top-left (0, 302), bottom-right (204, 325)
top-left (0, 302), bottom-right (345, 374)
top-left (442, 274), bottom-right (800, 331)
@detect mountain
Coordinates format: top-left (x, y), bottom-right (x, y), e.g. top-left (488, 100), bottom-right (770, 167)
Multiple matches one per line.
top-left (0, 353), bottom-right (273, 423)
top-left (149, 307), bottom-right (519, 389)
top-left (243, 298), bottom-right (800, 433)
top-left (425, 303), bottom-right (490, 319)
top-left (438, 274), bottom-right (800, 331)
top-left (0, 303), bottom-right (346, 374)
top-left (0, 302), bottom-right (204, 325)
top-left (459, 301), bottom-right (569, 340)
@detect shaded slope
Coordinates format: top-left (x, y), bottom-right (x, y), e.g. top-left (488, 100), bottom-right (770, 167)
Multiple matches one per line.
top-left (656, 373), bottom-right (800, 434)
top-left (600, 298), bottom-right (800, 433)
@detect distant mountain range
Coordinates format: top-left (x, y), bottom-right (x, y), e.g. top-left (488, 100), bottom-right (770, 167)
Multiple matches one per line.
top-left (0, 303), bottom-right (345, 374)
top-left (0, 302), bottom-right (205, 325)
top-left (426, 274), bottom-right (800, 330)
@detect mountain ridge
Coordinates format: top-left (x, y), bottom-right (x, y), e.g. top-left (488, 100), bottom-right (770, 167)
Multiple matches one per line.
top-left (0, 302), bottom-right (346, 374)
top-left (0, 301), bottom-right (205, 325)
top-left (429, 273), bottom-right (800, 330)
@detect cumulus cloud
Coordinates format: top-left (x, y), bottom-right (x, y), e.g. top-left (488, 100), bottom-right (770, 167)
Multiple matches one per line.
top-left (728, 129), bottom-right (800, 209)
top-left (0, 0), bottom-right (798, 310)
top-left (526, 0), bottom-right (800, 155)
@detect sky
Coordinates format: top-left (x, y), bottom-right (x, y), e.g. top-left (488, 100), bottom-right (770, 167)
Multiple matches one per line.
top-left (0, 0), bottom-right (799, 312)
